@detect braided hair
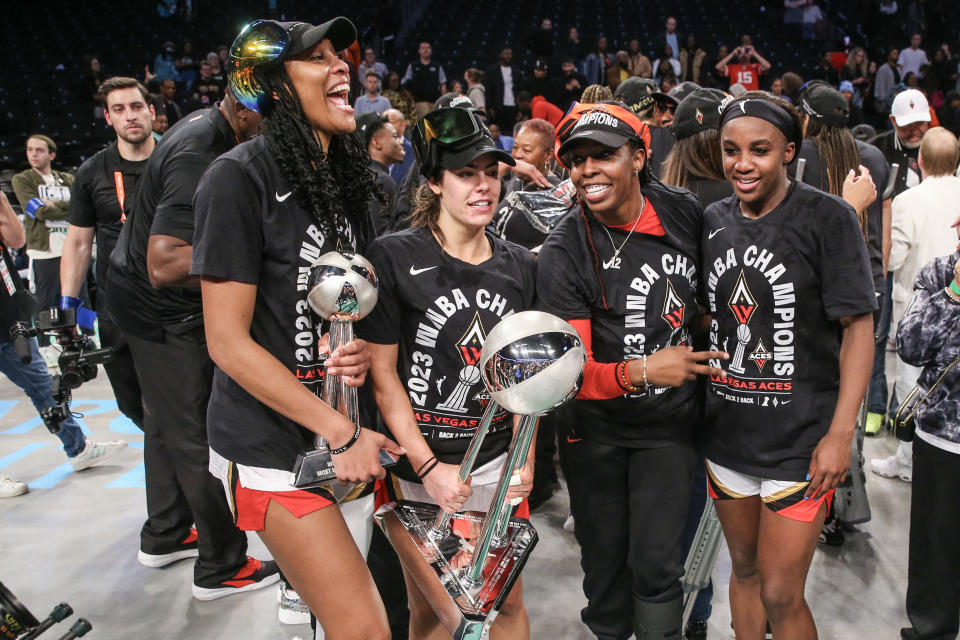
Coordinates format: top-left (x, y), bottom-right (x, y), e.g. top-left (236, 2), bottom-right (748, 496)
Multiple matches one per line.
top-left (258, 65), bottom-right (384, 245)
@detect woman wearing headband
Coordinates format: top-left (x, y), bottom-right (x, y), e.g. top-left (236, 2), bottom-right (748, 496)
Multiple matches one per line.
top-left (538, 100), bottom-right (727, 639)
top-left (359, 106), bottom-right (537, 639)
top-left (190, 18), bottom-right (402, 639)
top-left (702, 92), bottom-right (876, 638)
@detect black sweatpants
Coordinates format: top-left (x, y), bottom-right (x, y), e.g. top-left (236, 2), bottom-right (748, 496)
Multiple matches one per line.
top-left (127, 327), bottom-right (248, 584)
top-left (560, 422), bottom-right (696, 640)
top-left (902, 436), bottom-right (960, 640)
top-left (99, 318), bottom-right (143, 429)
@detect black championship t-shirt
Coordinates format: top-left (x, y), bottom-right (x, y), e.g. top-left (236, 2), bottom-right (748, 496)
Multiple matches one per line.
top-left (796, 139), bottom-right (887, 296)
top-left (68, 142), bottom-right (147, 321)
top-left (191, 135), bottom-right (372, 472)
top-left (357, 226), bottom-right (537, 482)
top-left (537, 180), bottom-right (703, 447)
top-left (701, 180), bottom-right (878, 480)
top-left (108, 106), bottom-right (235, 341)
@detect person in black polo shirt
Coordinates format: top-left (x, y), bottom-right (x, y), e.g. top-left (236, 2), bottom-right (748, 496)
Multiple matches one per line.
top-left (538, 101), bottom-right (727, 640)
top-left (191, 18), bottom-right (401, 639)
top-left (62, 77), bottom-right (152, 432)
top-left (401, 41), bottom-right (447, 119)
top-left (107, 68), bottom-right (272, 599)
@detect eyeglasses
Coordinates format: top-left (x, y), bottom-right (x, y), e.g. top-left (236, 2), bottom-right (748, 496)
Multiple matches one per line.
top-left (228, 20), bottom-right (289, 112)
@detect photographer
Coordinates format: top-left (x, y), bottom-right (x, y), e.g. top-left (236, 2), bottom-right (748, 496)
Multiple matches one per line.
top-left (0, 192), bottom-right (126, 498)
top-left (715, 40), bottom-right (772, 91)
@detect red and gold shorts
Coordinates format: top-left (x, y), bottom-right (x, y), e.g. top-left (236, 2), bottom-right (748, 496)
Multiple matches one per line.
top-left (706, 459), bottom-right (833, 523)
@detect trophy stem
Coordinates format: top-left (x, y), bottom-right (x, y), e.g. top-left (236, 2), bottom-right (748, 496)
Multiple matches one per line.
top-left (319, 318), bottom-right (358, 448)
top-left (490, 414), bottom-right (539, 548)
top-left (430, 401), bottom-right (500, 539)
top-left (464, 414), bottom-right (538, 588)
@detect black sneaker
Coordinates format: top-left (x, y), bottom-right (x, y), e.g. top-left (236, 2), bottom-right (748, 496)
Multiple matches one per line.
top-left (685, 619), bottom-right (708, 639)
top-left (818, 513), bottom-right (845, 546)
top-left (138, 527), bottom-right (199, 568)
top-left (192, 558), bottom-right (281, 601)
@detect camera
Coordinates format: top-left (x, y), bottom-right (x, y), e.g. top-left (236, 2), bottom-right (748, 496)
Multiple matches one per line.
top-left (8, 308), bottom-right (114, 435)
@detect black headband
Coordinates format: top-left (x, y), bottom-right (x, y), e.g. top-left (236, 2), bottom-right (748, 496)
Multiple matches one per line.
top-left (720, 98), bottom-right (800, 149)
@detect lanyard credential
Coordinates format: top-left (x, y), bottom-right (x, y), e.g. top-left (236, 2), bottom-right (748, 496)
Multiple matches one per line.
top-left (113, 171), bottom-right (126, 223)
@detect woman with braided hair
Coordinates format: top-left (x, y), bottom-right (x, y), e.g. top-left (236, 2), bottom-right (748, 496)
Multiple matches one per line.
top-left (537, 100), bottom-right (727, 639)
top-left (190, 18), bottom-right (402, 639)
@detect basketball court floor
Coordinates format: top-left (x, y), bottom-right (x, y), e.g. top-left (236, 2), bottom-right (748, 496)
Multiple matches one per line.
top-left (0, 362), bottom-right (911, 639)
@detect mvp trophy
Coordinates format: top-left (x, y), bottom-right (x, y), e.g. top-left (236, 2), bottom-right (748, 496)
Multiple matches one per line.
top-left (375, 311), bottom-right (585, 639)
top-left (292, 251), bottom-right (395, 498)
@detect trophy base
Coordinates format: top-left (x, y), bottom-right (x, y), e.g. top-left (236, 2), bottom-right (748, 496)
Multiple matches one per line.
top-left (374, 501), bottom-right (537, 640)
top-left (292, 449), bottom-right (397, 502)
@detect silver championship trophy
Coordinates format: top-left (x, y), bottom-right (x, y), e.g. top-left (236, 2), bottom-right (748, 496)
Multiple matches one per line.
top-left (292, 251), bottom-right (396, 498)
top-left (375, 311), bottom-right (585, 640)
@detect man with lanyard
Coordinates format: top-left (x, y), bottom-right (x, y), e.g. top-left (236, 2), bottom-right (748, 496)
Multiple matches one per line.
top-left (61, 75), bottom-right (177, 546)
top-left (107, 85), bottom-right (275, 599)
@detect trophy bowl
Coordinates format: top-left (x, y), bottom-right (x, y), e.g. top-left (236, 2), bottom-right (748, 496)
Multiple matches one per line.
top-left (307, 251), bottom-right (379, 320)
top-left (479, 310), bottom-right (585, 415)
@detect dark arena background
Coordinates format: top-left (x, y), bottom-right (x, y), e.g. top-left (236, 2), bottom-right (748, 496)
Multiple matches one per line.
top-left (0, 0), bottom-right (958, 638)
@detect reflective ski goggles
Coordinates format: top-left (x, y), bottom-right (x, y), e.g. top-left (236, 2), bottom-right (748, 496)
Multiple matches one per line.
top-left (227, 20), bottom-right (289, 112)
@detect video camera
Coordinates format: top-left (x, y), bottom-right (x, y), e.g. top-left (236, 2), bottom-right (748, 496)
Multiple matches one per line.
top-left (0, 581), bottom-right (92, 639)
top-left (8, 308), bottom-right (113, 435)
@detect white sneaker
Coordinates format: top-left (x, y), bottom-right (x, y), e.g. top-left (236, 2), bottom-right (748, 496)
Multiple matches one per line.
top-left (563, 512), bottom-right (575, 533)
top-left (278, 580), bottom-right (310, 625)
top-left (0, 474), bottom-right (28, 498)
top-left (870, 452), bottom-right (912, 482)
top-left (69, 438), bottom-right (128, 471)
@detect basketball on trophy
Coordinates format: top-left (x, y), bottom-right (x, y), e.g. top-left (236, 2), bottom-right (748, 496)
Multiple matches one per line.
top-left (478, 310), bottom-right (586, 415)
top-left (307, 251), bottom-right (379, 320)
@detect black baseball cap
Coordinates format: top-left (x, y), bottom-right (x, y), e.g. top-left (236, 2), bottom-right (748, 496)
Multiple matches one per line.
top-left (355, 111), bottom-right (387, 146)
top-left (668, 81), bottom-right (701, 105)
top-left (275, 18), bottom-right (357, 59)
top-left (413, 107), bottom-right (513, 177)
top-left (798, 82), bottom-right (849, 128)
top-left (434, 92), bottom-right (476, 110)
top-left (556, 101), bottom-right (647, 158)
top-left (614, 77), bottom-right (677, 114)
top-left (229, 18), bottom-right (357, 112)
top-left (672, 88), bottom-right (728, 140)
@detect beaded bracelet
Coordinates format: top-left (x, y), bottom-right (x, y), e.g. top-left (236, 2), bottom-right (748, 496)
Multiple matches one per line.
top-left (330, 424), bottom-right (361, 455)
top-left (617, 360), bottom-right (643, 393)
top-left (641, 354), bottom-right (649, 389)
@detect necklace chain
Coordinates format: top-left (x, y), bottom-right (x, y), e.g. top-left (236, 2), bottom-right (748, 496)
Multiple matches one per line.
top-left (600, 195), bottom-right (645, 266)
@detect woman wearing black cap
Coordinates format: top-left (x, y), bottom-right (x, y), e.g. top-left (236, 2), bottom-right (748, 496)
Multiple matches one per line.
top-left (359, 106), bottom-right (538, 639)
top-left (538, 100), bottom-right (727, 639)
top-left (660, 86), bottom-right (732, 640)
top-left (702, 92), bottom-right (876, 638)
top-left (190, 18), bottom-right (402, 639)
